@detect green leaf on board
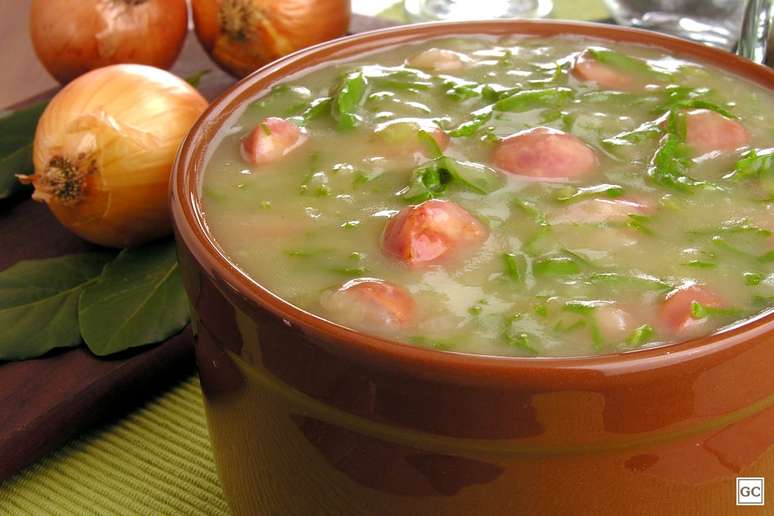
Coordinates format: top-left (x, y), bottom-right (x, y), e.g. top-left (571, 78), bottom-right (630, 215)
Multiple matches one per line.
top-left (79, 240), bottom-right (189, 356)
top-left (0, 100), bottom-right (48, 199)
top-left (0, 253), bottom-right (113, 360)
top-left (184, 69), bottom-right (211, 88)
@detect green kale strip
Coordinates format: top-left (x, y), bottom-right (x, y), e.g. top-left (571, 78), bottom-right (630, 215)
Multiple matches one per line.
top-left (731, 148), bottom-right (774, 179)
top-left (690, 301), bottom-right (745, 320)
top-left (331, 71), bottom-right (368, 130)
top-left (560, 300), bottom-right (605, 350)
top-left (585, 272), bottom-right (673, 292)
top-left (647, 111), bottom-right (711, 192)
top-left (722, 148), bottom-right (774, 199)
top-left (554, 183), bottom-right (625, 203)
top-left (402, 132), bottom-right (504, 202)
top-left (492, 87), bottom-right (574, 112)
top-left (361, 65), bottom-right (434, 91)
top-left (501, 314), bottom-right (539, 354)
top-left (586, 48), bottom-right (672, 82)
top-left (512, 198), bottom-right (552, 255)
top-left (625, 324), bottom-right (655, 347)
top-left (449, 87), bottom-right (574, 137)
top-left (659, 85), bottom-right (737, 118)
top-left (502, 252), bottom-right (528, 283)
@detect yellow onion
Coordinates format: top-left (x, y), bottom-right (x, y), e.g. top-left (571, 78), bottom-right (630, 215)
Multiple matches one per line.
top-left (191, 0), bottom-right (351, 78)
top-left (30, 0), bottom-right (189, 84)
top-left (22, 65), bottom-right (208, 248)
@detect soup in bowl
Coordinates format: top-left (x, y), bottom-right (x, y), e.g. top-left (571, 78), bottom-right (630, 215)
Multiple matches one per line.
top-left (171, 20), bottom-right (774, 515)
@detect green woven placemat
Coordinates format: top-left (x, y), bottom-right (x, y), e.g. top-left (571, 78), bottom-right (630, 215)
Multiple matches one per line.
top-left (0, 376), bottom-right (229, 516)
top-left (0, 2), bottom-right (608, 514)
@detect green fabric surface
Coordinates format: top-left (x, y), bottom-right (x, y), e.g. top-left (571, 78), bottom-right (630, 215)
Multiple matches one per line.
top-left (0, 376), bottom-right (229, 515)
top-left (0, 1), bottom-right (607, 514)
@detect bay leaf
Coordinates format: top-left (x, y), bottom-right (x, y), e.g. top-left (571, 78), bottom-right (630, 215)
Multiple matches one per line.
top-left (185, 68), bottom-right (211, 88)
top-left (78, 239), bottom-right (189, 356)
top-left (0, 100), bottom-right (48, 199)
top-left (0, 253), bottom-right (112, 360)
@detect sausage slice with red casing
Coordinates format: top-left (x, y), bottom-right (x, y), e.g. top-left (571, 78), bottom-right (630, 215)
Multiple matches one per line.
top-left (684, 109), bottom-right (749, 156)
top-left (382, 199), bottom-right (488, 267)
top-left (492, 127), bottom-right (598, 180)
top-left (660, 284), bottom-right (724, 332)
top-left (241, 117), bottom-right (307, 165)
top-left (571, 49), bottom-right (644, 91)
top-left (322, 278), bottom-right (416, 331)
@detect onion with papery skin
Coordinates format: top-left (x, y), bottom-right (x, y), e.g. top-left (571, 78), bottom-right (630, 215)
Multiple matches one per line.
top-left (30, 0), bottom-right (188, 84)
top-left (191, 0), bottom-right (350, 78)
top-left (20, 65), bottom-right (208, 248)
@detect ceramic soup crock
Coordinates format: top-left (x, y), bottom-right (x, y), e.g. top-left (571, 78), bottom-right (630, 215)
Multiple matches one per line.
top-left (171, 20), bottom-right (774, 516)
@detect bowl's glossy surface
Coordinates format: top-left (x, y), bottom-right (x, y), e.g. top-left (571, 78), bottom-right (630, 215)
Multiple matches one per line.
top-left (171, 20), bottom-right (774, 515)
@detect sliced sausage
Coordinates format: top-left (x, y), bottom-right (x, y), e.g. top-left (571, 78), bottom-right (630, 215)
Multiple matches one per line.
top-left (551, 197), bottom-right (652, 224)
top-left (684, 109), bottom-right (749, 156)
top-left (571, 49), bottom-right (641, 91)
top-left (241, 117), bottom-right (307, 165)
top-left (321, 278), bottom-right (416, 331)
top-left (492, 127), bottom-right (598, 180)
top-left (382, 199), bottom-right (488, 266)
top-left (660, 284), bottom-right (723, 332)
top-left (406, 48), bottom-right (471, 73)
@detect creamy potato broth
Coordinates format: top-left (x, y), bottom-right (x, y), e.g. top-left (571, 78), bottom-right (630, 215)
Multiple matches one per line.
top-left (201, 35), bottom-right (774, 356)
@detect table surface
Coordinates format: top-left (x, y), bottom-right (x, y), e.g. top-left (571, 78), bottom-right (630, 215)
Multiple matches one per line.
top-left (0, 1), bottom-right (611, 514)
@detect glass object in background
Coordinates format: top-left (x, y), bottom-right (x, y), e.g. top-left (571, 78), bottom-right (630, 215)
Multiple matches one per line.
top-left (603, 0), bottom-right (747, 49)
top-left (737, 0), bottom-right (773, 64)
top-left (404, 0), bottom-right (553, 21)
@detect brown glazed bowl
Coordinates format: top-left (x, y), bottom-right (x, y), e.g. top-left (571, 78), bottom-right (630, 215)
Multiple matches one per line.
top-left (171, 20), bottom-right (774, 516)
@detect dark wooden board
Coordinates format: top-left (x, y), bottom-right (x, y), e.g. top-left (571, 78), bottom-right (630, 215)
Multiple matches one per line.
top-left (0, 13), bottom-right (397, 482)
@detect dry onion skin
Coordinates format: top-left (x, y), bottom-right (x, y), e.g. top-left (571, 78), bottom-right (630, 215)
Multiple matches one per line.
top-left (191, 0), bottom-right (351, 78)
top-left (21, 64), bottom-right (208, 248)
top-left (29, 0), bottom-right (189, 84)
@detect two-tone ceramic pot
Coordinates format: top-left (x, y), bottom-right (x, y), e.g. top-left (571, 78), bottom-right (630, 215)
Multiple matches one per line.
top-left (171, 20), bottom-right (774, 515)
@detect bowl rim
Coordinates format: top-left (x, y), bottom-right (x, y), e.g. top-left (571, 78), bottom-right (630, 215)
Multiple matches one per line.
top-left (171, 19), bottom-right (774, 385)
